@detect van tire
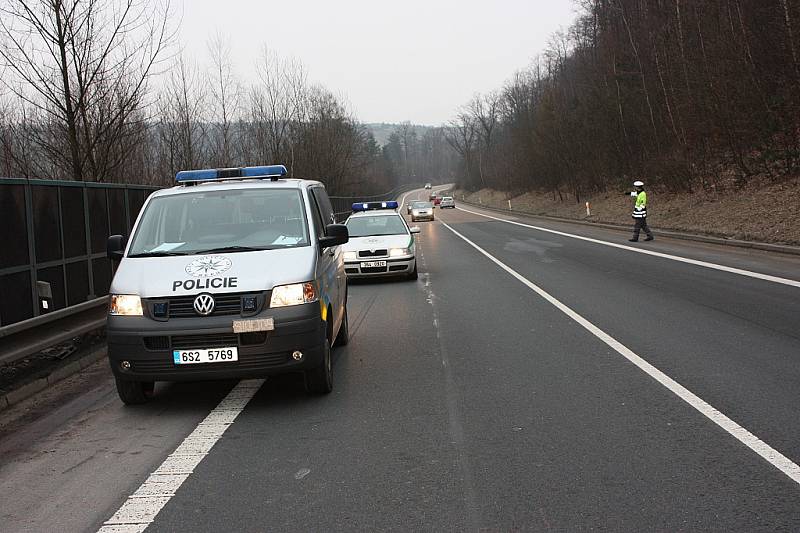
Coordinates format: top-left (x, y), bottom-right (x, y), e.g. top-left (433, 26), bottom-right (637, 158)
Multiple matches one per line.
top-left (115, 378), bottom-right (154, 405)
top-left (334, 305), bottom-right (349, 347)
top-left (306, 333), bottom-right (333, 394)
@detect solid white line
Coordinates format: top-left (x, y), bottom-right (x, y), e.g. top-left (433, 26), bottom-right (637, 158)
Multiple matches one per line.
top-left (456, 205), bottom-right (800, 288)
top-left (98, 379), bottom-right (264, 532)
top-left (440, 219), bottom-right (800, 486)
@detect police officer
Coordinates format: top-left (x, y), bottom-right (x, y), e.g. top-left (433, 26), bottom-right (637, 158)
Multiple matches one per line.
top-left (629, 180), bottom-right (653, 242)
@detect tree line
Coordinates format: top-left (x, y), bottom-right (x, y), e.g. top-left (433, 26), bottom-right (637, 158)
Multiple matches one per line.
top-left (0, 0), bottom-right (396, 194)
top-left (446, 0), bottom-right (800, 200)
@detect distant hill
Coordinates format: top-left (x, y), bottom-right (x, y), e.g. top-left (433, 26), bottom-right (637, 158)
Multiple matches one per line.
top-left (364, 123), bottom-right (436, 146)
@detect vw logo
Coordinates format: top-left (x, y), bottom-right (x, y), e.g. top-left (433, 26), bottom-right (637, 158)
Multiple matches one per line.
top-left (185, 255), bottom-right (232, 278)
top-left (193, 294), bottom-right (215, 316)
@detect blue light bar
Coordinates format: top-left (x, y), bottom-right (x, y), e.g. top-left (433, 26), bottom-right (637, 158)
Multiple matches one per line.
top-left (176, 164), bottom-right (288, 183)
top-left (240, 165), bottom-right (288, 178)
top-left (352, 201), bottom-right (399, 212)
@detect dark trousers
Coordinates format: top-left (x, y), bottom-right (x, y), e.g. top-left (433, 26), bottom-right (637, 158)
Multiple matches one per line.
top-left (632, 217), bottom-right (653, 240)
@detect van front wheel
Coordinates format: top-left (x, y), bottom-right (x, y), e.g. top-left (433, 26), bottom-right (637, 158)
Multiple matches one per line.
top-left (115, 378), bottom-right (154, 405)
top-left (305, 337), bottom-right (333, 394)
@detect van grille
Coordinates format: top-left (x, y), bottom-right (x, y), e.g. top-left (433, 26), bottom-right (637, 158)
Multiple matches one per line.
top-left (167, 293), bottom-right (244, 318)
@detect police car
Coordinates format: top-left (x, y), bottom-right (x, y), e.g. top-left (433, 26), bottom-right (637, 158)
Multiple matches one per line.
top-left (105, 165), bottom-right (350, 404)
top-left (342, 201), bottom-right (419, 280)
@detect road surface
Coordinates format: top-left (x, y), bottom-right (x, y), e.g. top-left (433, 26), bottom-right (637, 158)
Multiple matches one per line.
top-left (1, 186), bottom-right (799, 532)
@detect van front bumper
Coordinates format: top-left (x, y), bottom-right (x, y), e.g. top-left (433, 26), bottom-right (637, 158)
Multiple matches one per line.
top-left (107, 302), bottom-right (326, 382)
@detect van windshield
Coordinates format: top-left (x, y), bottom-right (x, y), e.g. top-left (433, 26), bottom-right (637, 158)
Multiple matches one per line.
top-left (127, 188), bottom-right (309, 257)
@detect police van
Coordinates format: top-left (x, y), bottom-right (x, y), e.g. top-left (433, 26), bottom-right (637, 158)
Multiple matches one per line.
top-left (105, 165), bottom-right (349, 404)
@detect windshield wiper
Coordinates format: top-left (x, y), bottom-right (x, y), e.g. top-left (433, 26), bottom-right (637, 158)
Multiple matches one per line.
top-left (196, 245), bottom-right (265, 254)
top-left (127, 251), bottom-right (188, 258)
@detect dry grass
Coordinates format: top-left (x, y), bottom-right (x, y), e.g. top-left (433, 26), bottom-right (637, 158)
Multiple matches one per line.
top-left (454, 177), bottom-right (800, 245)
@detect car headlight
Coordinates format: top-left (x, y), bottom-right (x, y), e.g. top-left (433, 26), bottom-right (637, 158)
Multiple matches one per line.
top-left (270, 282), bottom-right (318, 307)
top-left (110, 294), bottom-right (143, 316)
top-left (343, 251), bottom-right (357, 261)
top-left (389, 248), bottom-right (410, 257)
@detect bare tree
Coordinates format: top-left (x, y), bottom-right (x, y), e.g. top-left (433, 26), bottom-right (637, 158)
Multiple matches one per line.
top-left (0, 0), bottom-right (175, 181)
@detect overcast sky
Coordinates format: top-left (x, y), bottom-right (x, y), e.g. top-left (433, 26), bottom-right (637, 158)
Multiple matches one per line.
top-left (178, 0), bottom-right (577, 126)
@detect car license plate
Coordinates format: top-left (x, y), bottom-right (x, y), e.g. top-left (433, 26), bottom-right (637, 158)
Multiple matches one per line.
top-left (173, 347), bottom-right (238, 365)
top-left (360, 260), bottom-right (387, 268)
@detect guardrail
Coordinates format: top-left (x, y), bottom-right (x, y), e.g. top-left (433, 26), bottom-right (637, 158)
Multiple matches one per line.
top-left (0, 297), bottom-right (108, 365)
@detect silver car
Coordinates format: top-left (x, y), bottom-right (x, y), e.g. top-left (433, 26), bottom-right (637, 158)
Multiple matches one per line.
top-left (105, 165), bottom-right (349, 403)
top-left (439, 196), bottom-right (455, 208)
top-left (410, 201), bottom-right (435, 221)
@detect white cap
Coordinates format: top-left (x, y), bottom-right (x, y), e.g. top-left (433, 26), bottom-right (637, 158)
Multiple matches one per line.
top-left (633, 181), bottom-right (644, 187)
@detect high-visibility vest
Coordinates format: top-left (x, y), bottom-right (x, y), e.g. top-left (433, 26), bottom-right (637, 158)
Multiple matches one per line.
top-left (632, 190), bottom-right (647, 218)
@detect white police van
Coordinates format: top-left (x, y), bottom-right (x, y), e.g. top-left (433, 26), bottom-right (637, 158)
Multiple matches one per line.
top-left (106, 165), bottom-right (349, 404)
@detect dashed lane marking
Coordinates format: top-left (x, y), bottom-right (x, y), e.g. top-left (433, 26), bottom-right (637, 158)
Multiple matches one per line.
top-left (440, 219), bottom-right (800, 486)
top-left (455, 205), bottom-right (800, 288)
top-left (98, 379), bottom-right (264, 532)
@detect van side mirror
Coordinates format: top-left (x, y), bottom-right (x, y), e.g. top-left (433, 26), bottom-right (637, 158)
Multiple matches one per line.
top-left (319, 224), bottom-right (348, 250)
top-left (107, 234), bottom-right (126, 261)
top-left (410, 226), bottom-right (421, 234)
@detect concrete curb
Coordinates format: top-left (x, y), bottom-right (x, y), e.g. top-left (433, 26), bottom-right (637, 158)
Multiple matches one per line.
top-left (0, 345), bottom-right (107, 412)
top-left (458, 199), bottom-right (800, 256)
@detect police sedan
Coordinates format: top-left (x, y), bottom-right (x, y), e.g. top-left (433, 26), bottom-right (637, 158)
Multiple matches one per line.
top-left (342, 201), bottom-right (419, 280)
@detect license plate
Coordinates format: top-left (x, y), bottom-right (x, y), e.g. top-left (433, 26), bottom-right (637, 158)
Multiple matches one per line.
top-left (360, 260), bottom-right (387, 268)
top-left (232, 318), bottom-right (274, 333)
top-left (173, 347), bottom-right (238, 365)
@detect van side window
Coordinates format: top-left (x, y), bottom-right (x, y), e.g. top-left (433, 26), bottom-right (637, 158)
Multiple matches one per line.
top-left (307, 189), bottom-right (326, 238)
top-left (313, 188), bottom-right (336, 225)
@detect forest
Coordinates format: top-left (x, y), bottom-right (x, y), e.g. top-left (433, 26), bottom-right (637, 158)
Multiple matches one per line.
top-left (445, 0), bottom-right (800, 200)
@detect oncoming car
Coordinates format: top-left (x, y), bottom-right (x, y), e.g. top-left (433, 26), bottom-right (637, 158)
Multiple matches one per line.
top-left (105, 165), bottom-right (350, 404)
top-left (439, 196), bottom-right (455, 208)
top-left (342, 202), bottom-right (420, 280)
top-left (410, 201), bottom-right (434, 221)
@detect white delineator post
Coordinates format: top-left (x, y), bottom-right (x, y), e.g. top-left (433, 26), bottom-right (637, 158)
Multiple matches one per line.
top-left (586, 202), bottom-right (591, 216)
top-left (508, 199), bottom-right (512, 210)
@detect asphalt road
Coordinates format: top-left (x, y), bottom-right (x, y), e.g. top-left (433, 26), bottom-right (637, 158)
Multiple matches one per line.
top-left (1, 186), bottom-right (799, 532)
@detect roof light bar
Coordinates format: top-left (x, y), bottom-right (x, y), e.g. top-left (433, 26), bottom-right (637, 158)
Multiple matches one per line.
top-left (176, 164), bottom-right (288, 183)
top-left (352, 201), bottom-right (399, 212)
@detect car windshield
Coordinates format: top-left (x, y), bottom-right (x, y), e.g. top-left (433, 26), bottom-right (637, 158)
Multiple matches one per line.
top-left (127, 188), bottom-right (309, 256)
top-left (412, 201), bottom-right (432, 208)
top-left (346, 214), bottom-right (408, 237)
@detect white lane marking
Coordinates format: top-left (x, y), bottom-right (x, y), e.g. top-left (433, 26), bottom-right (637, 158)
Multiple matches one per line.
top-left (456, 205), bottom-right (800, 288)
top-left (294, 468), bottom-right (311, 480)
top-left (440, 220), bottom-right (800, 486)
top-left (98, 380), bottom-right (264, 532)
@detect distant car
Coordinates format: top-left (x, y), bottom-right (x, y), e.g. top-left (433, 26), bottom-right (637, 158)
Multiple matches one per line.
top-left (342, 202), bottom-right (419, 280)
top-left (424, 183), bottom-right (432, 189)
top-left (410, 201), bottom-right (434, 222)
top-left (439, 196), bottom-right (455, 208)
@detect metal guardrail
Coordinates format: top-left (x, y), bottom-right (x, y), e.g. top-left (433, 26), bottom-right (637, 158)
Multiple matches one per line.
top-left (0, 297), bottom-right (108, 365)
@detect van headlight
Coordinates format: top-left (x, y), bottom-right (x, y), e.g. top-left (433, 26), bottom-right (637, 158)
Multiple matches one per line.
top-left (343, 251), bottom-right (357, 261)
top-left (389, 248), bottom-right (410, 257)
top-left (270, 282), bottom-right (318, 307)
top-left (110, 294), bottom-right (143, 316)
